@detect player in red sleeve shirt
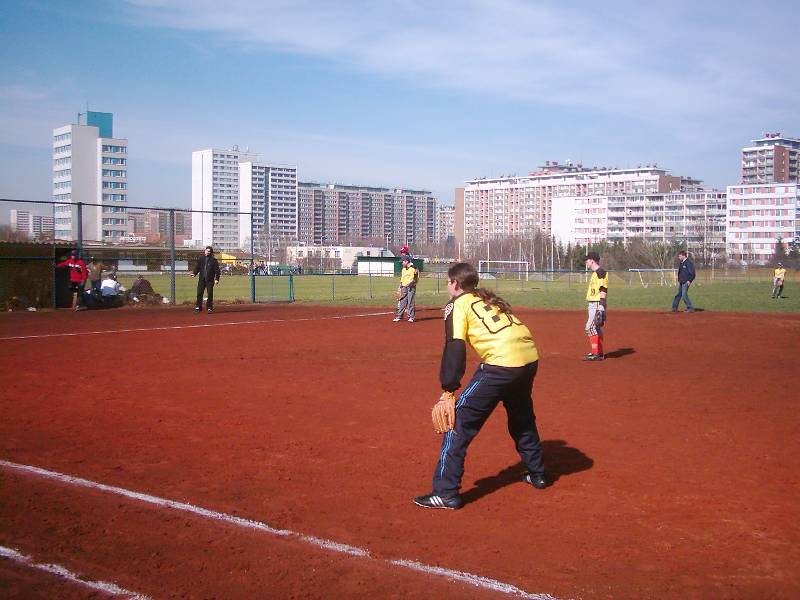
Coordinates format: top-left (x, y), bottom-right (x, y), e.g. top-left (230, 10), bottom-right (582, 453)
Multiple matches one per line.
top-left (56, 250), bottom-right (88, 310)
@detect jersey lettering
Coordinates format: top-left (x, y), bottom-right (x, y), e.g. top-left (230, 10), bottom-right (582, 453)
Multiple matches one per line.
top-left (469, 300), bottom-right (514, 334)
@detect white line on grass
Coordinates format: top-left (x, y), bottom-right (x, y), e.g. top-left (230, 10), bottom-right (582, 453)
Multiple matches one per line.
top-left (0, 544), bottom-right (152, 600)
top-left (0, 311), bottom-right (393, 341)
top-left (0, 459), bottom-right (563, 600)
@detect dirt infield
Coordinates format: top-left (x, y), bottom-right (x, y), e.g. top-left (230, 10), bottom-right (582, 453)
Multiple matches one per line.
top-left (1, 305), bottom-right (798, 599)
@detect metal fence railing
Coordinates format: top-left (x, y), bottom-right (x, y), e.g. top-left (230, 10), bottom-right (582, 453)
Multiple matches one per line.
top-left (0, 198), bottom-right (292, 309)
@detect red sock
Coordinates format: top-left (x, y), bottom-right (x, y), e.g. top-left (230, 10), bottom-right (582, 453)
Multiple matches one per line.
top-left (589, 335), bottom-right (599, 355)
top-left (597, 336), bottom-right (604, 356)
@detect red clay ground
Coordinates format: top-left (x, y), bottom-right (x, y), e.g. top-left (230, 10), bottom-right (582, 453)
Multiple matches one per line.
top-left (0, 304), bottom-right (798, 599)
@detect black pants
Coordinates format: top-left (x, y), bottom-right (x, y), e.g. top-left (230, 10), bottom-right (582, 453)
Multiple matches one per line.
top-left (432, 361), bottom-right (544, 497)
top-left (196, 279), bottom-right (215, 310)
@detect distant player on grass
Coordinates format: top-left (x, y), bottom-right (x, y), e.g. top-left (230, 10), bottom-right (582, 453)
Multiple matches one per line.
top-left (583, 252), bottom-right (608, 361)
top-left (772, 262), bottom-right (786, 299)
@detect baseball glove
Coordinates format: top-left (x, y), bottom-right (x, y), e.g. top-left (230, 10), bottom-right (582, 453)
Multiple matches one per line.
top-left (432, 391), bottom-right (456, 434)
top-left (594, 308), bottom-right (606, 327)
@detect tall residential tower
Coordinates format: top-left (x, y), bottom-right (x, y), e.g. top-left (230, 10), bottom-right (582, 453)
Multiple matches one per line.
top-left (52, 111), bottom-right (128, 242)
top-left (191, 146), bottom-right (258, 251)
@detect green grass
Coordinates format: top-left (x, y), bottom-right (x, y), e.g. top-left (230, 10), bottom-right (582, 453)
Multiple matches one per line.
top-left (117, 272), bottom-right (800, 313)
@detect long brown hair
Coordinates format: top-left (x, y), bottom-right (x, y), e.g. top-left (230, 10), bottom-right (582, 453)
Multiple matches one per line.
top-left (447, 262), bottom-right (512, 314)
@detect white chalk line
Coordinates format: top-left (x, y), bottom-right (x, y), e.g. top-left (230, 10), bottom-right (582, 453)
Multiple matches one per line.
top-left (0, 459), bottom-right (563, 600)
top-left (0, 310), bottom-right (393, 341)
top-left (0, 544), bottom-right (152, 600)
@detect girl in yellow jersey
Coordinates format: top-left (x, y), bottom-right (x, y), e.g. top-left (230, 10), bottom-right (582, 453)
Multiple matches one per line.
top-left (772, 262), bottom-right (786, 299)
top-left (413, 263), bottom-right (546, 510)
top-left (583, 252), bottom-right (608, 361)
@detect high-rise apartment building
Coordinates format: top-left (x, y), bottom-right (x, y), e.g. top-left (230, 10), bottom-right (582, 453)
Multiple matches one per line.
top-left (9, 209), bottom-right (54, 240)
top-left (726, 183), bottom-right (799, 264)
top-left (127, 208), bottom-right (193, 245)
top-left (741, 133), bottom-right (800, 184)
top-left (603, 191), bottom-right (727, 259)
top-left (191, 146), bottom-right (258, 251)
top-left (437, 205), bottom-right (455, 243)
top-left (459, 162), bottom-right (689, 247)
top-left (238, 162), bottom-right (298, 250)
top-left (52, 111), bottom-right (128, 243)
top-left (9, 209), bottom-right (32, 234)
top-left (297, 183), bottom-right (437, 246)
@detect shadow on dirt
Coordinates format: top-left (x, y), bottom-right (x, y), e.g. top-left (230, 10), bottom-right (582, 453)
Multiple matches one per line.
top-left (461, 439), bottom-right (594, 505)
top-left (605, 347), bottom-right (635, 359)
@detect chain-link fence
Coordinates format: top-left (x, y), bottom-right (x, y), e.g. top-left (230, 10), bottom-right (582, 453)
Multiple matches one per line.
top-left (0, 199), bottom-right (292, 309)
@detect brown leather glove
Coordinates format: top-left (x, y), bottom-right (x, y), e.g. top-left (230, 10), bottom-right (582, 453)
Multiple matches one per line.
top-left (432, 391), bottom-right (456, 434)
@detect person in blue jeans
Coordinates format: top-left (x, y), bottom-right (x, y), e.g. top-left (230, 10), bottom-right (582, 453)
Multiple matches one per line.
top-left (672, 250), bottom-right (695, 312)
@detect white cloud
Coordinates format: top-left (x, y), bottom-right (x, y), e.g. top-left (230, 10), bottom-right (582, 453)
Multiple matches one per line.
top-left (122, 0), bottom-right (799, 125)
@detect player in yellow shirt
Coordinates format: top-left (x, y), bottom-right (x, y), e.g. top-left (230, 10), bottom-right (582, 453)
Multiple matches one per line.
top-left (583, 252), bottom-right (608, 361)
top-left (772, 262), bottom-right (786, 299)
top-left (393, 255), bottom-right (419, 322)
top-left (413, 262), bottom-right (546, 510)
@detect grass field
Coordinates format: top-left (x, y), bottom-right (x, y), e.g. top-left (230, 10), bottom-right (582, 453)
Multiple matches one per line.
top-left (116, 271), bottom-right (800, 313)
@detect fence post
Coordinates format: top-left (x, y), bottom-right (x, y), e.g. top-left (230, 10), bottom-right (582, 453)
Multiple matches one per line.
top-left (368, 268), bottom-right (372, 299)
top-left (168, 209), bottom-right (176, 305)
top-left (249, 213), bottom-right (256, 303)
top-left (76, 202), bottom-right (83, 256)
top-left (331, 274), bottom-right (335, 300)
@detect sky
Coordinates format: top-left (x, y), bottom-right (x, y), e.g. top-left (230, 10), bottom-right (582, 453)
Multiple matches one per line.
top-left (1, 0), bottom-right (798, 218)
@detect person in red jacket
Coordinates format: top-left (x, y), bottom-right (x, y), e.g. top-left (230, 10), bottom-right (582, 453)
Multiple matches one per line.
top-left (56, 250), bottom-right (88, 310)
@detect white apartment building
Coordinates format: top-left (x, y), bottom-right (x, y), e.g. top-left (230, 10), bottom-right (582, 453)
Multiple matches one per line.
top-left (52, 112), bottom-right (128, 243)
top-left (726, 183), bottom-right (799, 264)
top-left (741, 133), bottom-right (800, 184)
top-left (10, 210), bottom-right (55, 240)
top-left (437, 205), bottom-right (455, 243)
top-left (602, 191), bottom-right (727, 259)
top-left (238, 162), bottom-right (298, 251)
top-left (191, 146), bottom-right (258, 251)
top-left (9, 209), bottom-right (32, 234)
top-left (460, 162), bottom-right (689, 247)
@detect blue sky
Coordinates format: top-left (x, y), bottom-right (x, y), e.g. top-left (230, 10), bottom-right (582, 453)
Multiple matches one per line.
top-left (1, 0), bottom-right (798, 216)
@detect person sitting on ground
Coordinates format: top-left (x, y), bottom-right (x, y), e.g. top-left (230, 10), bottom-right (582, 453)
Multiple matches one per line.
top-left (128, 275), bottom-right (162, 304)
top-left (99, 273), bottom-right (126, 307)
top-left (5, 296), bottom-right (37, 312)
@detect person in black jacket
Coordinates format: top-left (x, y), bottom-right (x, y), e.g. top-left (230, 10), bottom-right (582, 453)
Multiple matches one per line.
top-left (191, 246), bottom-right (221, 313)
top-left (671, 250), bottom-right (696, 313)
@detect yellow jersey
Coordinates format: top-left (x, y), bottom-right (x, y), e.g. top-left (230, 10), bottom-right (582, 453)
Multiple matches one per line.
top-left (586, 268), bottom-right (609, 302)
top-left (447, 292), bottom-right (538, 367)
top-left (774, 268), bottom-right (786, 282)
top-left (400, 265), bottom-right (418, 287)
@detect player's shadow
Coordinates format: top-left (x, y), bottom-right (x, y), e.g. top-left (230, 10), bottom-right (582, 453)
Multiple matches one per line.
top-left (460, 440), bottom-right (593, 505)
top-left (605, 347), bottom-right (635, 359)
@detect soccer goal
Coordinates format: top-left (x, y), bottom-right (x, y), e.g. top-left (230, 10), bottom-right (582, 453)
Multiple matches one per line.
top-left (478, 260), bottom-right (530, 281)
top-left (628, 268), bottom-right (677, 288)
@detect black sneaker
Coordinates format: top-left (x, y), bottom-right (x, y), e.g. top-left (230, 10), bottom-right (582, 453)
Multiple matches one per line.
top-left (207, 308), bottom-right (214, 313)
top-left (412, 493), bottom-right (462, 510)
top-left (523, 472), bottom-right (548, 489)
top-left (583, 353), bottom-right (604, 361)
top-left (194, 307), bottom-right (201, 313)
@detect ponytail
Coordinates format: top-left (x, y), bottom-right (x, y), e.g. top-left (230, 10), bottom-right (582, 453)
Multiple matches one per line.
top-left (474, 287), bottom-right (512, 314)
top-left (447, 262), bottom-right (513, 314)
